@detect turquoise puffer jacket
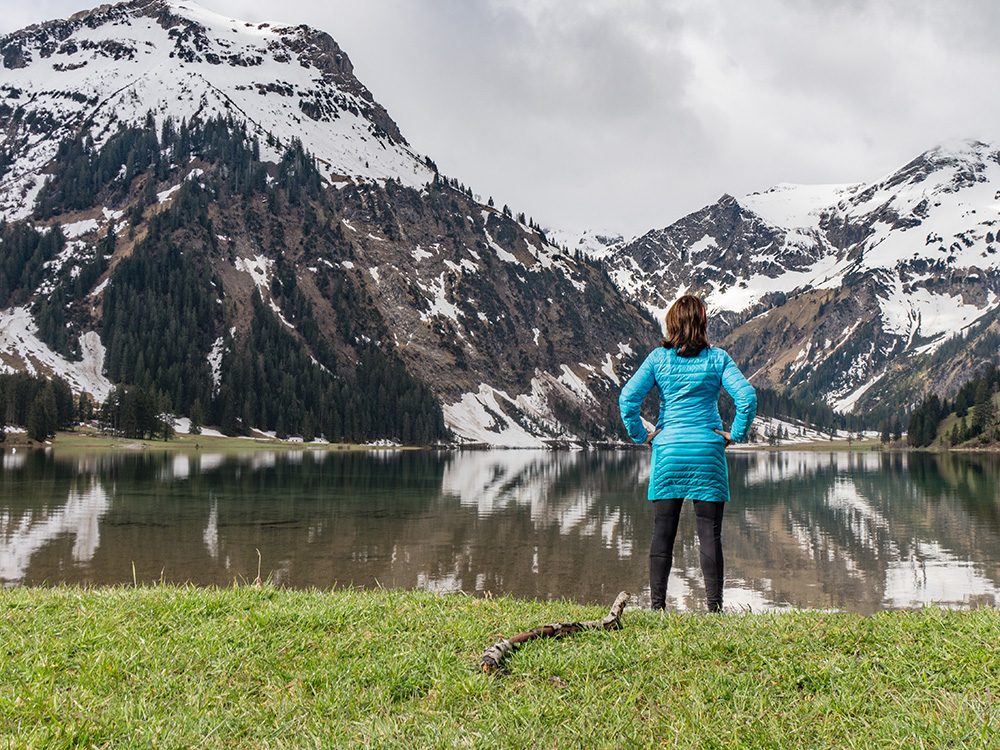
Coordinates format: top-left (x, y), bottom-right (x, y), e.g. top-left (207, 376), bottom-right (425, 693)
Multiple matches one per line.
top-left (619, 346), bottom-right (756, 502)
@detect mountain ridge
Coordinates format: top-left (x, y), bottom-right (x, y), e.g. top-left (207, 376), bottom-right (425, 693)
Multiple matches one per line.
top-left (0, 1), bottom-right (656, 447)
top-left (590, 138), bottom-right (1000, 418)
top-left (0, 0), bottom-right (433, 222)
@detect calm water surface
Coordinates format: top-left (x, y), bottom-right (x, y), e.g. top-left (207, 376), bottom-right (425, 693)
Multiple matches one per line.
top-left (2, 448), bottom-right (999, 613)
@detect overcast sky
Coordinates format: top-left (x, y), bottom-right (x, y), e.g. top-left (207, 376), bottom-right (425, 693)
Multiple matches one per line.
top-left (4, 0), bottom-right (1000, 236)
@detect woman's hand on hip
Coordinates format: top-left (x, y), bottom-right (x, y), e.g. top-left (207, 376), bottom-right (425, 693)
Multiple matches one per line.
top-left (644, 428), bottom-right (662, 445)
top-left (714, 429), bottom-right (734, 447)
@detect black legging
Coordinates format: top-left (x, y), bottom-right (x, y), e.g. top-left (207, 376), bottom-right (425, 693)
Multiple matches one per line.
top-left (649, 498), bottom-right (725, 612)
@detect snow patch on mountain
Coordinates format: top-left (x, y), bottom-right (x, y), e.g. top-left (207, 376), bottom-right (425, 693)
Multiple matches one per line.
top-left (36, 239), bottom-right (94, 296)
top-left (62, 219), bottom-right (101, 238)
top-left (443, 363), bottom-right (618, 447)
top-left (234, 254), bottom-right (272, 292)
top-left (740, 183), bottom-right (860, 230)
top-left (0, 307), bottom-right (112, 401)
top-left (705, 250), bottom-right (854, 313)
top-left (418, 272), bottom-right (463, 325)
top-left (234, 253), bottom-right (295, 327)
top-left (880, 283), bottom-right (997, 341)
top-left (830, 374), bottom-right (884, 414)
top-left (557, 364), bottom-right (596, 403)
top-left (546, 228), bottom-right (626, 260)
top-left (207, 334), bottom-right (225, 389)
top-left (483, 229), bottom-right (520, 266)
top-left (444, 384), bottom-right (552, 448)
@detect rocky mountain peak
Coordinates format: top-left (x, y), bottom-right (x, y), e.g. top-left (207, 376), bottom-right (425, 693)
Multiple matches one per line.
top-left (0, 0), bottom-right (431, 221)
top-left (870, 139), bottom-right (997, 201)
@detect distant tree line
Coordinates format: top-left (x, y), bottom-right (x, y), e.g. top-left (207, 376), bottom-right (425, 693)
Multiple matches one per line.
top-left (907, 365), bottom-right (1000, 447)
top-left (33, 120), bottom-right (160, 220)
top-left (0, 373), bottom-right (76, 442)
top-left (99, 384), bottom-right (175, 441)
top-left (0, 373), bottom-right (176, 442)
top-left (100, 206), bottom-right (220, 418)
top-left (213, 291), bottom-right (445, 443)
top-left (718, 381), bottom-right (863, 436)
top-left (25, 113), bottom-right (448, 445)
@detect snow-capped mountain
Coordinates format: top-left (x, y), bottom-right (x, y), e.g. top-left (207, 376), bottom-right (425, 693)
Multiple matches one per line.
top-left (0, 0), bottom-right (654, 446)
top-left (603, 140), bottom-right (1000, 416)
top-left (0, 0), bottom-right (432, 222)
top-left (5, 0), bottom-right (995, 440)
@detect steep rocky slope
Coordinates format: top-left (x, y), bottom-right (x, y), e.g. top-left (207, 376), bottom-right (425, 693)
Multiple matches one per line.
top-left (0, 1), bottom-right (656, 445)
top-left (601, 141), bottom-right (1000, 418)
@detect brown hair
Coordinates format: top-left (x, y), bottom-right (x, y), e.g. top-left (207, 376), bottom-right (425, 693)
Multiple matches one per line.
top-left (662, 295), bottom-right (710, 357)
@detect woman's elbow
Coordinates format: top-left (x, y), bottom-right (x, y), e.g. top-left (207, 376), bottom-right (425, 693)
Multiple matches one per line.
top-left (617, 394), bottom-right (630, 416)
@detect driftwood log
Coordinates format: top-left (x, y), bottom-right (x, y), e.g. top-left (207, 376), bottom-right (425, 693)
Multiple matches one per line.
top-left (479, 590), bottom-right (631, 673)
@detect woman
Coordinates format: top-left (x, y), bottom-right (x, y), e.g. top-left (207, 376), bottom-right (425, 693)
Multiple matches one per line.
top-left (619, 295), bottom-right (756, 612)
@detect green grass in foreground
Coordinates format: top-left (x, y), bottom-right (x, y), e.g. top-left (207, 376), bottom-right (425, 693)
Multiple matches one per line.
top-left (1, 587), bottom-right (998, 749)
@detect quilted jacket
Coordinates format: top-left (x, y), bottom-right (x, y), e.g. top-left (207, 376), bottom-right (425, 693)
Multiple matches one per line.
top-left (619, 346), bottom-right (757, 502)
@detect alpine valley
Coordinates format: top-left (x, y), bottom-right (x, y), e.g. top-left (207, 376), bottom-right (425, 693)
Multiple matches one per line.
top-left (1, 0), bottom-right (997, 446)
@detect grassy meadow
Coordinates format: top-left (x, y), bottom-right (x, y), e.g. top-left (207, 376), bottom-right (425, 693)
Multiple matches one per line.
top-left (1, 586), bottom-right (998, 749)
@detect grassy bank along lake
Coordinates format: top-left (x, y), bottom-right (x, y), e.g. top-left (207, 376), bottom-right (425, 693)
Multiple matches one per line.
top-left (1, 427), bottom-right (413, 453)
top-left (4, 427), bottom-right (900, 453)
top-left (1, 586), bottom-right (998, 748)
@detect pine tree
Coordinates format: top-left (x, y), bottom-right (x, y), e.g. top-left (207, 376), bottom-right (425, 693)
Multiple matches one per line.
top-left (27, 399), bottom-right (48, 442)
top-left (189, 399), bottom-right (205, 435)
top-left (27, 387), bottom-right (56, 442)
top-left (907, 411), bottom-right (924, 447)
top-left (78, 393), bottom-right (94, 422)
top-left (971, 380), bottom-right (996, 439)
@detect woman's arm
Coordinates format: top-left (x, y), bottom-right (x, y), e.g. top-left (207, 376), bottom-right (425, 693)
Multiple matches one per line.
top-left (721, 352), bottom-right (757, 442)
top-left (619, 352), bottom-right (658, 444)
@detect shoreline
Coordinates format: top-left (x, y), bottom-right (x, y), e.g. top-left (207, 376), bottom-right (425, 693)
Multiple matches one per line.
top-left (4, 428), bottom-right (998, 454)
top-left (0, 426), bottom-right (425, 453)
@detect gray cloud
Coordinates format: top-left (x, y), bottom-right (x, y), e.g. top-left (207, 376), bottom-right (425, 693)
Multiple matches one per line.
top-left (4, 0), bottom-right (1000, 235)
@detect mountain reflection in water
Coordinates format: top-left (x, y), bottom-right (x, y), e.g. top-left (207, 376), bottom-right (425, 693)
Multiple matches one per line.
top-left (1, 448), bottom-right (998, 613)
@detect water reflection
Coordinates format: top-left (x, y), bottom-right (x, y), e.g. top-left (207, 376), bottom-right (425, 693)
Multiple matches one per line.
top-left (1, 448), bottom-right (998, 613)
top-left (726, 451), bottom-right (1000, 612)
top-left (0, 477), bottom-right (109, 581)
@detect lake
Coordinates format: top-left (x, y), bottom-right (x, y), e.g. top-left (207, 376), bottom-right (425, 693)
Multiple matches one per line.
top-left (2, 447), bottom-right (999, 613)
